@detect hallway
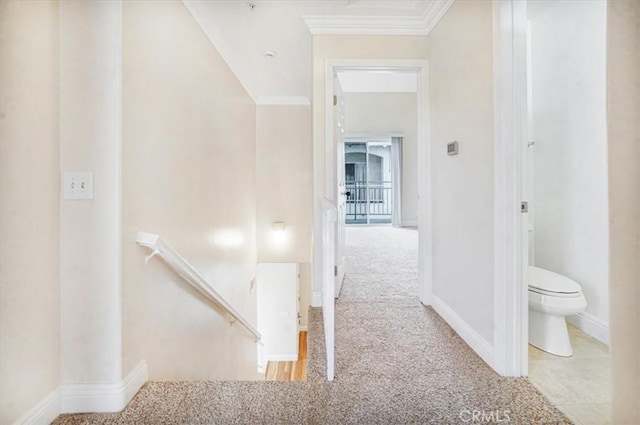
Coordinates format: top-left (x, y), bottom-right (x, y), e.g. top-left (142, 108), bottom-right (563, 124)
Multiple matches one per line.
top-left (308, 226), bottom-right (573, 422)
top-left (339, 226), bottom-right (419, 300)
top-left (55, 227), bottom-right (573, 424)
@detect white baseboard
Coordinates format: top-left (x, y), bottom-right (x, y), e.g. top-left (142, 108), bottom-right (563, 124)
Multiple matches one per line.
top-left (13, 361), bottom-right (147, 424)
top-left (61, 361), bottom-right (148, 414)
top-left (311, 291), bottom-right (323, 307)
top-left (12, 388), bottom-right (61, 425)
top-left (266, 354), bottom-right (298, 361)
top-left (431, 294), bottom-right (495, 369)
top-left (567, 312), bottom-right (610, 345)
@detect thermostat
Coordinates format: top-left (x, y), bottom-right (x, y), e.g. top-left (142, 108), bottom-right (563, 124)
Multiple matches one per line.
top-left (447, 141), bottom-right (459, 156)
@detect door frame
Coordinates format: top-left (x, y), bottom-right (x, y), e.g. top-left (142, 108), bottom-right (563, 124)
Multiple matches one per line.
top-left (320, 59), bottom-right (433, 306)
top-left (492, 0), bottom-right (529, 377)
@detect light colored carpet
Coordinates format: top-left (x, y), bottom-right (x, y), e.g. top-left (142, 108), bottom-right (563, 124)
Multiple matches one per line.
top-left (339, 226), bottom-right (418, 300)
top-left (54, 226), bottom-right (571, 424)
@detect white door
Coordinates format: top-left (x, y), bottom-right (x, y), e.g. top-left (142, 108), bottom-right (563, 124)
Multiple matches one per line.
top-left (520, 20), bottom-right (534, 374)
top-left (334, 77), bottom-right (347, 296)
top-left (257, 263), bottom-right (300, 362)
top-left (321, 199), bottom-right (337, 381)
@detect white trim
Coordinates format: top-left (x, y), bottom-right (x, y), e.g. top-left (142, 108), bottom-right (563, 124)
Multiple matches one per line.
top-left (256, 96), bottom-right (311, 106)
top-left (402, 220), bottom-right (418, 227)
top-left (335, 264), bottom-right (345, 296)
top-left (257, 341), bottom-right (266, 373)
top-left (346, 1), bottom-right (420, 10)
top-left (298, 325), bottom-right (308, 332)
top-left (343, 132), bottom-right (405, 140)
top-left (317, 59), bottom-right (432, 382)
top-left (12, 389), bottom-right (61, 425)
top-left (415, 61), bottom-right (433, 306)
top-left (304, 0), bottom-right (454, 35)
top-left (431, 295), bottom-right (495, 368)
top-left (266, 354), bottom-right (299, 362)
top-left (12, 362), bottom-right (148, 424)
top-left (321, 198), bottom-right (337, 381)
top-left (322, 59), bottom-right (432, 307)
top-left (492, 0), bottom-right (529, 378)
top-left (114, 0), bottom-right (124, 383)
top-left (311, 291), bottom-right (323, 307)
top-left (567, 312), bottom-right (610, 346)
top-left (61, 361), bottom-right (148, 414)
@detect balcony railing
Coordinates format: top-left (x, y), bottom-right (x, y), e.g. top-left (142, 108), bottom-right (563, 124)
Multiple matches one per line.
top-left (345, 180), bottom-right (392, 223)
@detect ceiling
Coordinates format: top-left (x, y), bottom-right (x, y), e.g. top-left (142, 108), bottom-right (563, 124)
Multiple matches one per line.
top-left (183, 0), bottom-right (453, 104)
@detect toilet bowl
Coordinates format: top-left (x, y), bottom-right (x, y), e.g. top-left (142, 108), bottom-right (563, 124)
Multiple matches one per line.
top-left (528, 266), bottom-right (587, 357)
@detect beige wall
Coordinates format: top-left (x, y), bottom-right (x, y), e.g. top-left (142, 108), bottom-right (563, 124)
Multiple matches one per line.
top-left (312, 35), bottom-right (429, 295)
top-left (0, 1), bottom-right (61, 423)
top-left (311, 3), bottom-right (495, 344)
top-left (428, 0), bottom-right (495, 343)
top-left (343, 93), bottom-right (419, 225)
top-left (256, 105), bottom-right (313, 327)
top-left (122, 0), bottom-right (259, 380)
top-left (607, 0), bottom-right (640, 423)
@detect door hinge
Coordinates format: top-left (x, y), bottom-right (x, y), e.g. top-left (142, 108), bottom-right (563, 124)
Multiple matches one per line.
top-left (334, 265), bottom-right (338, 276)
top-left (521, 201), bottom-right (529, 213)
top-left (333, 95), bottom-right (337, 106)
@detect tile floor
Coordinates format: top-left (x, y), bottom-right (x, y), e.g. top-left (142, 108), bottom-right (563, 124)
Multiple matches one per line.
top-left (528, 324), bottom-right (611, 425)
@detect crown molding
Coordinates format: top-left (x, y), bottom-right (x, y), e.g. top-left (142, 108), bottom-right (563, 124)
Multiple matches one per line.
top-left (304, 0), bottom-right (454, 36)
top-left (256, 96), bottom-right (311, 106)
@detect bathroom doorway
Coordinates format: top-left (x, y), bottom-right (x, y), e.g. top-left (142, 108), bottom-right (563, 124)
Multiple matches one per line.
top-left (523, 1), bottom-right (611, 422)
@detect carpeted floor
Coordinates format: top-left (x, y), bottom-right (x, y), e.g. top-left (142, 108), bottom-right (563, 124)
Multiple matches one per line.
top-left (338, 226), bottom-right (419, 300)
top-left (55, 226), bottom-right (572, 424)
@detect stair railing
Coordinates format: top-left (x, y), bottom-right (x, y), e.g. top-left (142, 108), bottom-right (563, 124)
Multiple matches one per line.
top-left (136, 231), bottom-right (261, 342)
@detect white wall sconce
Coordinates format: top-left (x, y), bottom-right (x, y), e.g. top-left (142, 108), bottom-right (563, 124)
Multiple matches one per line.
top-left (272, 221), bottom-right (286, 243)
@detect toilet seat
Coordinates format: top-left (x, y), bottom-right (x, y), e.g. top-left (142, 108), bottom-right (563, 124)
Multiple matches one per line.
top-left (528, 266), bottom-right (581, 295)
top-left (528, 287), bottom-right (582, 298)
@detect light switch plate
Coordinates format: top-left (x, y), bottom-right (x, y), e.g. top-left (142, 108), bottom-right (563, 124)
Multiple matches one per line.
top-left (63, 171), bottom-right (93, 200)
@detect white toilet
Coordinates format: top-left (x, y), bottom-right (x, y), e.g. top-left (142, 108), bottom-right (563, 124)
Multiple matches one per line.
top-left (528, 266), bottom-right (587, 357)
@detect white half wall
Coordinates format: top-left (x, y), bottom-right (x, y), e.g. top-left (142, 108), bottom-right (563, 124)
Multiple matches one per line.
top-left (528, 0), bottom-right (609, 337)
top-left (343, 92), bottom-right (419, 225)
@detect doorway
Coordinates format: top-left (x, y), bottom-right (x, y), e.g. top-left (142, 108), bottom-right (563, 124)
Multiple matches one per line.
top-left (523, 1), bottom-right (611, 422)
top-left (315, 60), bottom-right (432, 381)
